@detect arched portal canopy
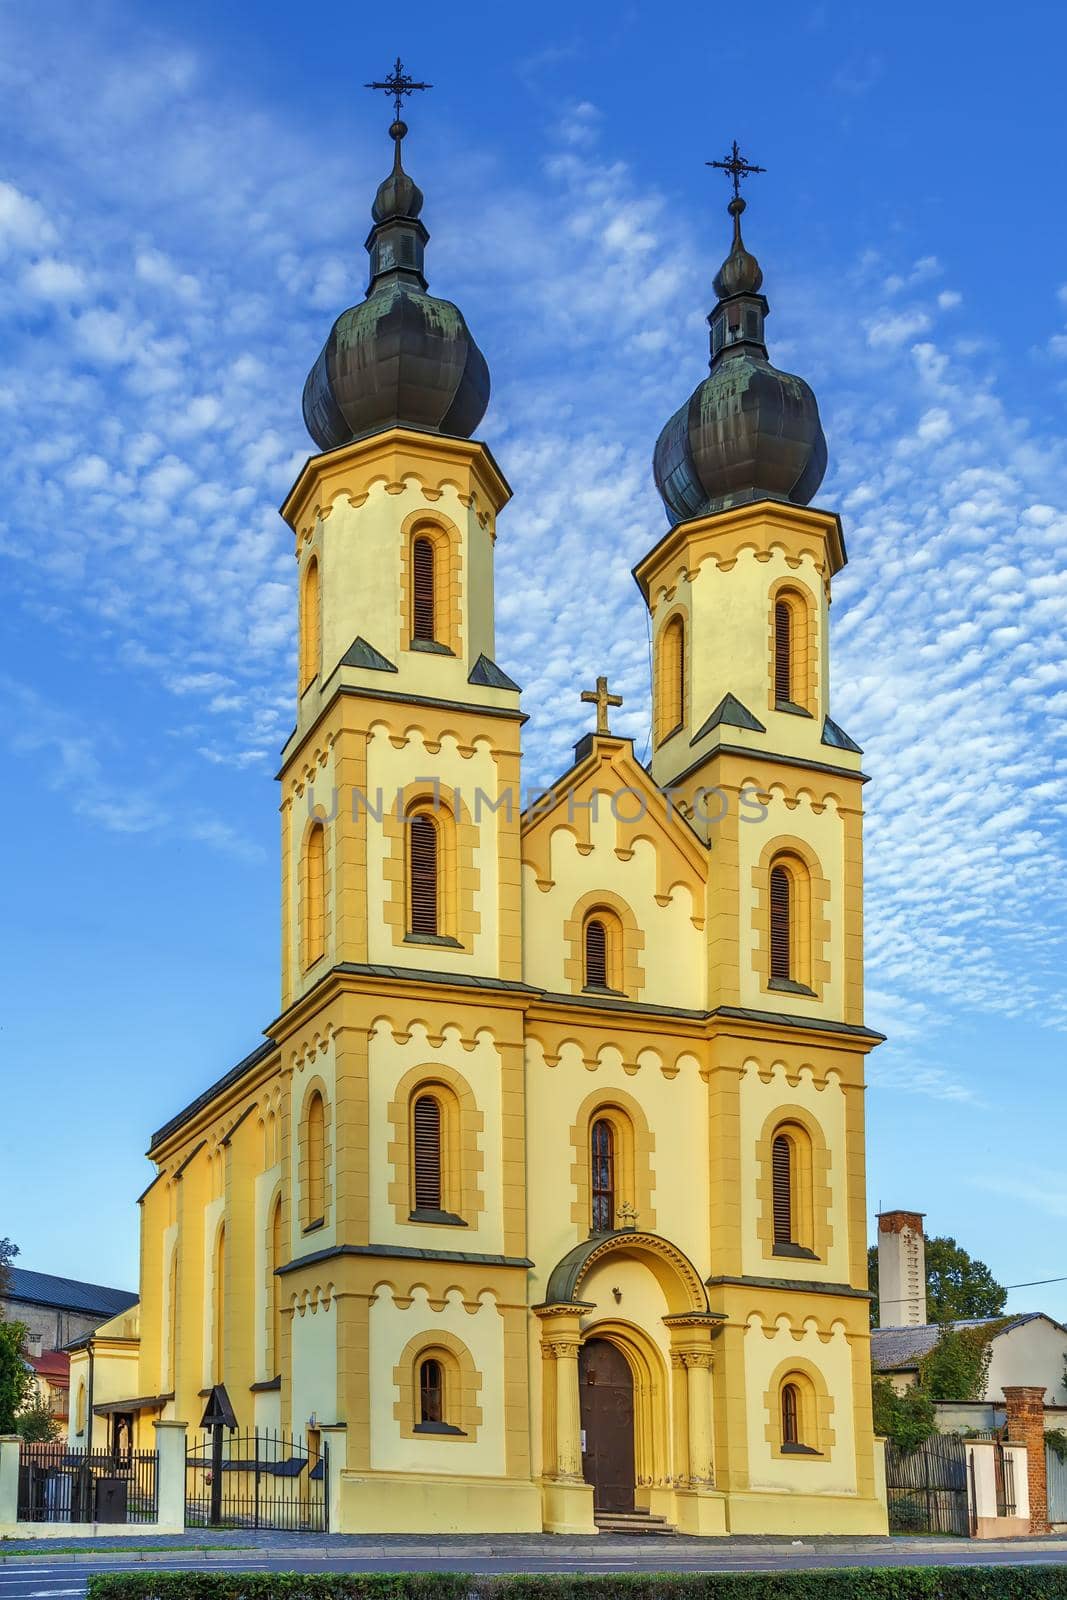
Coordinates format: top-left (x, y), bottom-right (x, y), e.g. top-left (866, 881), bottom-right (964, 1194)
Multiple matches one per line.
top-left (543, 1230), bottom-right (713, 1316)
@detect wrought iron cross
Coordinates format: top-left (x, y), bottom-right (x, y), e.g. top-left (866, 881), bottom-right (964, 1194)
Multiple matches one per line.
top-left (706, 140), bottom-right (766, 200)
top-left (581, 675), bottom-right (623, 737)
top-left (364, 56), bottom-right (433, 122)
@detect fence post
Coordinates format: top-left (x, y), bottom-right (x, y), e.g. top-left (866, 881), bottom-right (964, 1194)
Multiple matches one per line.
top-left (153, 1420), bottom-right (188, 1532)
top-left (319, 1424), bottom-right (346, 1535)
top-left (0, 1436), bottom-right (19, 1530)
top-left (1004, 1385), bottom-right (1049, 1533)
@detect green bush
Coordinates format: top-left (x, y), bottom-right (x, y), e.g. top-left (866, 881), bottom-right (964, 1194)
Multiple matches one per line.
top-left (871, 1376), bottom-right (936, 1453)
top-left (85, 1571), bottom-right (1067, 1600)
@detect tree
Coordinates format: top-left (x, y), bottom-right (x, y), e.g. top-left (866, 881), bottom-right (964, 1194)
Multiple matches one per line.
top-left (868, 1234), bottom-right (1007, 1325)
top-left (15, 1397), bottom-right (59, 1443)
top-left (0, 1319), bottom-right (32, 1432)
top-left (0, 1237), bottom-right (17, 1304)
top-left (871, 1374), bottom-right (936, 1452)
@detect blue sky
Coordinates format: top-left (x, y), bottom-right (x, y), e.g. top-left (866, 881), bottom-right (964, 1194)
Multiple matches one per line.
top-left (1, 0), bottom-right (1065, 1320)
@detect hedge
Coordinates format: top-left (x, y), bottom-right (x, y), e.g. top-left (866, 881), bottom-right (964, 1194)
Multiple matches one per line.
top-left (85, 1572), bottom-right (1067, 1600)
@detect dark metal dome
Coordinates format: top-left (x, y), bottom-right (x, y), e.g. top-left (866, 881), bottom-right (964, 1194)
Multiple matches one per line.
top-left (302, 121), bottom-right (489, 453)
top-left (653, 195), bottom-right (826, 524)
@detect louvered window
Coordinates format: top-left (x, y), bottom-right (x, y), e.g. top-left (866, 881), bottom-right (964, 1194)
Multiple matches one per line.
top-left (769, 865), bottom-right (791, 980)
top-left (591, 1118), bottom-right (615, 1232)
top-left (412, 536), bottom-right (436, 642)
top-left (303, 824), bottom-right (326, 968)
top-left (781, 1382), bottom-right (799, 1446)
top-left (413, 1094), bottom-right (442, 1210)
top-left (419, 1357), bottom-right (444, 1424)
top-left (300, 557), bottom-right (320, 692)
top-left (409, 813), bottom-right (438, 935)
top-left (772, 1134), bottom-right (793, 1244)
top-left (659, 616), bottom-right (685, 741)
top-left (585, 918), bottom-right (608, 988)
top-left (774, 600), bottom-right (792, 704)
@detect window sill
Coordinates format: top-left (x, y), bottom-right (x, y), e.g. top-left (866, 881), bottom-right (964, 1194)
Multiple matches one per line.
top-left (404, 932), bottom-right (464, 949)
top-left (656, 723), bottom-right (684, 748)
top-left (774, 700), bottom-right (814, 719)
top-left (409, 1208), bottom-right (467, 1227)
top-left (299, 677), bottom-right (319, 699)
top-left (413, 1421), bottom-right (467, 1436)
top-left (410, 638), bottom-right (455, 656)
top-left (780, 1442), bottom-right (823, 1457)
top-left (303, 1218), bottom-right (325, 1235)
top-left (772, 1242), bottom-right (819, 1261)
top-left (767, 976), bottom-right (817, 997)
top-left (581, 983), bottom-right (627, 999)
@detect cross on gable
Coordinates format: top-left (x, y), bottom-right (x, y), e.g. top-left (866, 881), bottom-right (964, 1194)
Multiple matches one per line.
top-left (580, 675), bottom-right (623, 737)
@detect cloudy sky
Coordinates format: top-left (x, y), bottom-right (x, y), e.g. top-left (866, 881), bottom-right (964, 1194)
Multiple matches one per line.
top-left (1, 0), bottom-right (1064, 1318)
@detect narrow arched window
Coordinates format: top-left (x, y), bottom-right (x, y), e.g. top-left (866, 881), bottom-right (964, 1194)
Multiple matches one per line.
top-left (165, 1248), bottom-right (178, 1390)
top-left (770, 865), bottom-right (791, 981)
top-left (413, 1094), bottom-right (442, 1211)
top-left (772, 1134), bottom-right (793, 1245)
top-left (409, 813), bottom-right (439, 936)
top-left (268, 1195), bottom-right (283, 1374)
top-left (412, 536), bottom-right (436, 643)
top-left (782, 1382), bottom-right (800, 1447)
top-left (306, 1091), bottom-right (325, 1225)
top-left (774, 600), bottom-right (792, 705)
top-left (300, 556), bottom-right (321, 692)
top-left (591, 1118), bottom-right (615, 1232)
top-left (658, 615), bottom-right (685, 742)
top-left (419, 1357), bottom-right (444, 1424)
top-left (75, 1380), bottom-right (86, 1434)
top-left (213, 1225), bottom-right (226, 1383)
top-left (303, 824), bottom-right (326, 969)
top-left (585, 917), bottom-right (608, 988)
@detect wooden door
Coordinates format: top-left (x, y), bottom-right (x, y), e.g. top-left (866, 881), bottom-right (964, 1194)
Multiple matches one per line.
top-left (579, 1338), bottom-right (635, 1512)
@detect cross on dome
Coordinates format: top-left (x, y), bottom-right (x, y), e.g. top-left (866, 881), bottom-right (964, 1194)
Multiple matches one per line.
top-left (364, 56), bottom-right (433, 124)
top-left (706, 139), bottom-right (766, 200)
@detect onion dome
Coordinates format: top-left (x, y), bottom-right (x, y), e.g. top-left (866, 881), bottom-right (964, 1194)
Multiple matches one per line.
top-left (653, 194), bottom-right (826, 525)
top-left (302, 118), bottom-right (489, 452)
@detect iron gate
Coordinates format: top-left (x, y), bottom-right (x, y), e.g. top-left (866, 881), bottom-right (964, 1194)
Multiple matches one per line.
top-left (186, 1429), bottom-right (327, 1531)
top-left (18, 1443), bottom-right (158, 1524)
top-left (885, 1433), bottom-right (970, 1535)
top-left (1048, 1444), bottom-right (1067, 1525)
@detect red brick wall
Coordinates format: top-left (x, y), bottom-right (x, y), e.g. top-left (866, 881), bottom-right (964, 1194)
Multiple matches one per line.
top-left (1004, 1385), bottom-right (1048, 1533)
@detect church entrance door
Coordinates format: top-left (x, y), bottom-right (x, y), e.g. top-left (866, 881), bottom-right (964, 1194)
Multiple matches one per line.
top-left (579, 1337), bottom-right (635, 1512)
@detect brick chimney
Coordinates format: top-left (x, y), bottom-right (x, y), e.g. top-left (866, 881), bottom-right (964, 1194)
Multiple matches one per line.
top-left (877, 1210), bottom-right (926, 1327)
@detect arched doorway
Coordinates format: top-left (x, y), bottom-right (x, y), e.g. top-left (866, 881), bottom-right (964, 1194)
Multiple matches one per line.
top-left (579, 1338), bottom-right (635, 1512)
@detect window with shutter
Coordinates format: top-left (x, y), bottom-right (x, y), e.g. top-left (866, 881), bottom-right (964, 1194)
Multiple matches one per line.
top-left (299, 557), bottom-right (320, 692)
top-left (585, 918), bottom-right (608, 987)
top-left (772, 1134), bottom-right (793, 1244)
top-left (412, 536), bottom-right (436, 642)
top-left (303, 824), bottom-right (326, 969)
top-left (782, 1382), bottom-right (800, 1446)
top-left (774, 600), bottom-right (792, 704)
top-left (413, 1094), bottom-right (442, 1210)
top-left (409, 813), bottom-right (439, 935)
top-left (658, 615), bottom-right (685, 742)
top-left (591, 1118), bottom-right (615, 1232)
top-left (769, 865), bottom-right (791, 980)
top-left (419, 1357), bottom-right (444, 1423)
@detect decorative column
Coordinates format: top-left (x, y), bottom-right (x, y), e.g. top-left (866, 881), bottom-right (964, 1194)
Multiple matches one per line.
top-left (1004, 1385), bottom-right (1049, 1533)
top-left (683, 1351), bottom-right (715, 1487)
top-left (533, 1303), bottom-right (596, 1536)
top-left (664, 1313), bottom-right (727, 1537)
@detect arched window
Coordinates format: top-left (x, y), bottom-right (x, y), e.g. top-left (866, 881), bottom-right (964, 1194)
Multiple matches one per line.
top-left (419, 1357), bottom-right (444, 1424)
top-left (299, 556), bottom-right (321, 693)
top-left (306, 1091), bottom-right (325, 1226)
top-left (772, 1133), bottom-right (793, 1245)
top-left (302, 823), bottom-right (326, 969)
top-left (213, 1224), bottom-right (226, 1384)
top-left (408, 812), bottom-right (439, 936)
top-left (774, 599), bottom-right (792, 705)
top-left (268, 1195), bottom-right (283, 1375)
top-left (769, 864), bottom-right (792, 981)
top-left (591, 1118), bottom-right (615, 1232)
top-left (657, 614), bottom-right (686, 744)
top-left (412, 1094), bottom-right (443, 1211)
top-left (585, 917), bottom-right (608, 988)
top-left (165, 1247), bottom-right (178, 1390)
top-left (412, 535), bottom-right (436, 643)
top-left (75, 1379), bottom-right (86, 1435)
top-left (781, 1381), bottom-right (800, 1447)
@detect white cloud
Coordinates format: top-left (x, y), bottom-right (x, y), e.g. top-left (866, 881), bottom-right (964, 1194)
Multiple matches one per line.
top-left (0, 180), bottom-right (56, 253)
top-left (21, 256), bottom-right (88, 301)
top-left (866, 310), bottom-right (932, 348)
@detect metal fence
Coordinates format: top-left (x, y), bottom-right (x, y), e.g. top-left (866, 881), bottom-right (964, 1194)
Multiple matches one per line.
top-left (17, 1443), bottom-right (158, 1524)
top-left (885, 1433), bottom-right (970, 1536)
top-left (1048, 1444), bottom-right (1067, 1525)
top-left (186, 1429), bottom-right (327, 1531)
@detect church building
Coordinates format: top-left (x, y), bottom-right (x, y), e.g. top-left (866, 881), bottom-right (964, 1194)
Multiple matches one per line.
top-left (80, 97), bottom-right (887, 1536)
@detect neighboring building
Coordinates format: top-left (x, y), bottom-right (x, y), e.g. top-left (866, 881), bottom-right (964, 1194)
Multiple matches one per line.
top-left (24, 1349), bottom-right (70, 1430)
top-left (872, 1316), bottom-right (1067, 1406)
top-left (67, 1304), bottom-right (144, 1452)
top-left (83, 108), bottom-right (887, 1537)
top-left (872, 1209), bottom-right (1067, 1407)
top-left (1, 1267), bottom-right (137, 1355)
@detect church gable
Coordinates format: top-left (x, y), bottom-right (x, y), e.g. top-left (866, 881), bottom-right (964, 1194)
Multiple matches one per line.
top-left (520, 734), bottom-right (708, 1010)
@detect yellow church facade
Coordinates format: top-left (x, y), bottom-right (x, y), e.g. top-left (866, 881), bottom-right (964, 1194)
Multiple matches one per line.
top-left (80, 110), bottom-right (888, 1538)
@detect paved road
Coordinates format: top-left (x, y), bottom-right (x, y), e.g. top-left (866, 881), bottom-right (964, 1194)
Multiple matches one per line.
top-left (2, 1541), bottom-right (1067, 1599)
